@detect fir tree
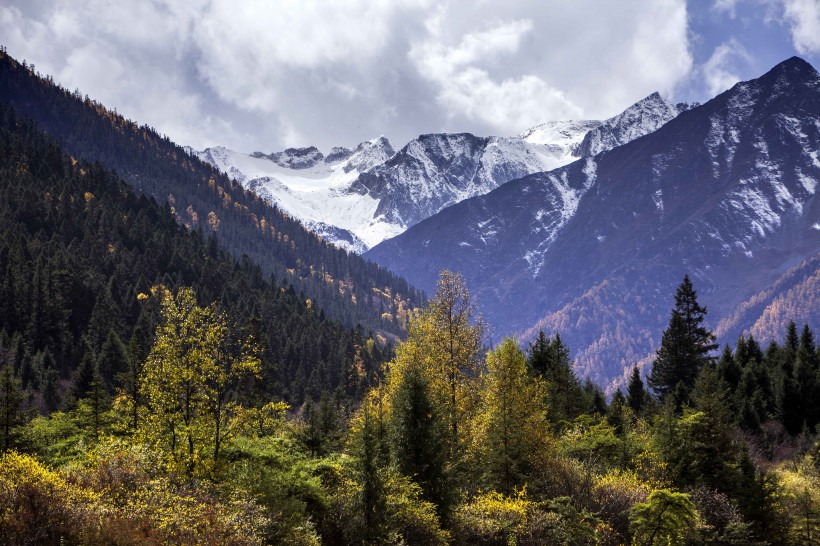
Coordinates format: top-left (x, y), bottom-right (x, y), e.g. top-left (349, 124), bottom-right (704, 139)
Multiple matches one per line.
top-left (0, 364), bottom-right (25, 451)
top-left (649, 275), bottom-right (717, 406)
top-left (389, 363), bottom-right (449, 514)
top-left (626, 367), bottom-right (647, 414)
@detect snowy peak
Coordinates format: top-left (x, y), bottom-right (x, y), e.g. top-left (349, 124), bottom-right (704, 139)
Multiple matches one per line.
top-left (577, 92), bottom-right (680, 157)
top-left (253, 146), bottom-right (325, 169)
top-left (340, 136), bottom-right (396, 173)
top-left (520, 119), bottom-right (602, 154)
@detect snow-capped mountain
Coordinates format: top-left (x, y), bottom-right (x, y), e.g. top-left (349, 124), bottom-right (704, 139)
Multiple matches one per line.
top-left (366, 57), bottom-right (820, 391)
top-left (189, 93), bottom-right (682, 252)
top-left (577, 91), bottom-right (687, 157)
top-left (187, 137), bottom-right (398, 251)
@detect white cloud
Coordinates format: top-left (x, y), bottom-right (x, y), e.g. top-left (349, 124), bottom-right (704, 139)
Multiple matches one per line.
top-left (0, 0), bottom-right (694, 151)
top-left (712, 0), bottom-right (740, 17)
top-left (409, 20), bottom-right (583, 130)
top-left (408, 0), bottom-right (691, 135)
top-left (701, 39), bottom-right (753, 96)
top-left (783, 0), bottom-right (820, 55)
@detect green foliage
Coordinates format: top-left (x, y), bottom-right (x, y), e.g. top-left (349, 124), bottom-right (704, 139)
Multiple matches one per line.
top-left (627, 366), bottom-right (648, 415)
top-left (0, 364), bottom-right (25, 451)
top-left (138, 286), bottom-right (261, 478)
top-left (528, 330), bottom-right (586, 427)
top-left (472, 338), bottom-right (551, 493)
top-left (451, 490), bottom-right (600, 546)
top-left (389, 362), bottom-right (449, 514)
top-left (629, 489), bottom-right (699, 546)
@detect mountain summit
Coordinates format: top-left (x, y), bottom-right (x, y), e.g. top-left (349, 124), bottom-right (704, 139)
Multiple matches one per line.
top-left (366, 57), bottom-right (820, 390)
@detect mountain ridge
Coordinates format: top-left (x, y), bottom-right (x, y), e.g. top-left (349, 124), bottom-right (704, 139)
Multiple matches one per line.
top-left (190, 92), bottom-right (682, 252)
top-left (367, 56), bottom-right (820, 390)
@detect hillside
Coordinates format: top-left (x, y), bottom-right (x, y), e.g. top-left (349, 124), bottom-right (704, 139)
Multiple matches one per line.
top-left (0, 101), bottom-right (387, 408)
top-left (0, 50), bottom-right (423, 336)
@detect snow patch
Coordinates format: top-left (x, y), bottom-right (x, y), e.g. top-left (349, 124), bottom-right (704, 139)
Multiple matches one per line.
top-left (653, 190), bottom-right (664, 212)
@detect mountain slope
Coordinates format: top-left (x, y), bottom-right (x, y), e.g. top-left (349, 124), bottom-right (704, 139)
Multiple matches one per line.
top-left (0, 102), bottom-right (387, 407)
top-left (367, 57), bottom-right (820, 389)
top-left (0, 51), bottom-right (422, 335)
top-left (193, 93), bottom-right (681, 252)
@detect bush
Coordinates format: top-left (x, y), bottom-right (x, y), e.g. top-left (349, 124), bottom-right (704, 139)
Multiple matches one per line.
top-left (0, 451), bottom-right (98, 545)
top-left (450, 490), bottom-right (599, 546)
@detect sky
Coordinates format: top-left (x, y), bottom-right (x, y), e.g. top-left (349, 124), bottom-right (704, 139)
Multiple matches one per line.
top-left (2, 0), bottom-right (819, 154)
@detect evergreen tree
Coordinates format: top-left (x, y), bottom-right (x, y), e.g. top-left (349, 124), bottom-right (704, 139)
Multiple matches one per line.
top-left (608, 388), bottom-right (627, 436)
top-left (0, 364), bottom-right (25, 451)
top-left (776, 327), bottom-right (803, 435)
top-left (353, 400), bottom-right (387, 543)
top-left (649, 275), bottom-right (717, 405)
top-left (630, 490), bottom-right (699, 546)
top-left (389, 363), bottom-right (449, 514)
top-left (626, 367), bottom-right (647, 414)
top-left (528, 331), bottom-right (584, 426)
top-left (794, 324), bottom-right (819, 431)
top-left (77, 374), bottom-right (109, 440)
top-left (97, 329), bottom-right (129, 392)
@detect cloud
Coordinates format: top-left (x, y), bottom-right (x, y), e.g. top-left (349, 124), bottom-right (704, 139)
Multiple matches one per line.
top-left (408, 0), bottom-right (691, 135)
top-left (0, 0), bottom-right (694, 152)
top-left (712, 0), bottom-right (740, 17)
top-left (782, 0), bottom-right (820, 55)
top-left (702, 39), bottom-right (754, 95)
top-left (408, 19), bottom-right (583, 129)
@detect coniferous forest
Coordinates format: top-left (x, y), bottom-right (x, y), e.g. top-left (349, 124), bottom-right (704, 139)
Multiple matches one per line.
top-left (1, 53), bottom-right (820, 546)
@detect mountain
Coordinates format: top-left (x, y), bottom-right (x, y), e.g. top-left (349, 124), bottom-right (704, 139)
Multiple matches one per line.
top-left (191, 93), bottom-right (681, 252)
top-left (366, 57), bottom-right (820, 390)
top-left (0, 51), bottom-right (423, 336)
top-left (186, 137), bottom-right (398, 252)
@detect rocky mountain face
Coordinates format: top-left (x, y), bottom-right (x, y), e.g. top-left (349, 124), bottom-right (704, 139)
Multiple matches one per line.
top-left (191, 94), bottom-right (681, 252)
top-left (366, 57), bottom-right (820, 391)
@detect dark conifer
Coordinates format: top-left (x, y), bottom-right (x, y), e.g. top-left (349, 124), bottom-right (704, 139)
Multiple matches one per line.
top-left (649, 275), bottom-right (717, 406)
top-left (626, 366), bottom-right (647, 414)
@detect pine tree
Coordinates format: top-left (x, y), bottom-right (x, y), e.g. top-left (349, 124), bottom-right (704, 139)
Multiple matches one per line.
top-left (794, 324), bottom-right (819, 431)
top-left (630, 490), bottom-right (699, 546)
top-left (627, 367), bottom-right (647, 414)
top-left (649, 275), bottom-right (717, 406)
top-left (389, 363), bottom-right (449, 514)
top-left (354, 399), bottom-right (387, 543)
top-left (776, 323), bottom-right (803, 434)
top-left (608, 388), bottom-right (627, 436)
top-left (97, 329), bottom-right (129, 392)
top-left (528, 331), bottom-right (584, 426)
top-left (0, 364), bottom-right (25, 451)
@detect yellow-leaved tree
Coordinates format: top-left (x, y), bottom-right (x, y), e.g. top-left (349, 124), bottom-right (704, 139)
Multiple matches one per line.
top-left (470, 337), bottom-right (551, 493)
top-left (387, 270), bottom-right (484, 456)
top-left (137, 286), bottom-right (261, 478)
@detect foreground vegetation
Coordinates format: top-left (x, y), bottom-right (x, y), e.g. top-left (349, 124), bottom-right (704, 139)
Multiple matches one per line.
top-left (1, 270), bottom-right (819, 545)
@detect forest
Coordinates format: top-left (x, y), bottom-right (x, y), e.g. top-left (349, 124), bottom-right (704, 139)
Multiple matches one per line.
top-left (0, 51), bottom-right (819, 546)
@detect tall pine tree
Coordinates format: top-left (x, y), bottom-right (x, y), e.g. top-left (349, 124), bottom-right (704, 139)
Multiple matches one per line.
top-left (649, 275), bottom-right (717, 406)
